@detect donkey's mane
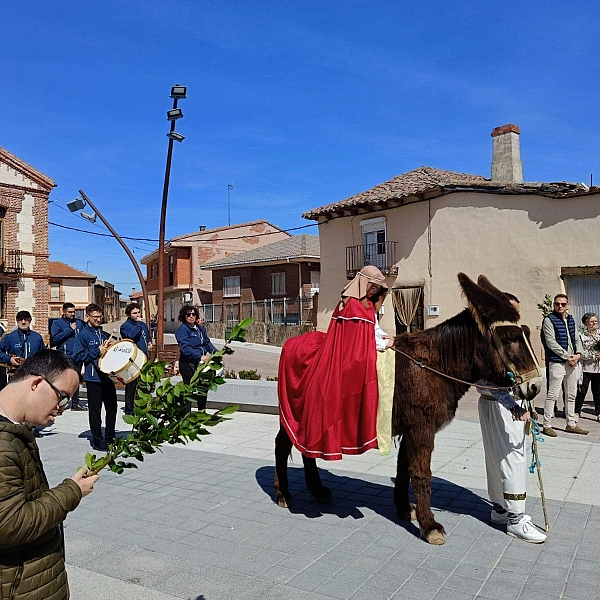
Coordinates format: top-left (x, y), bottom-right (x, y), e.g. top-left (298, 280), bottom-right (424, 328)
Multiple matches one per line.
top-left (407, 309), bottom-right (480, 375)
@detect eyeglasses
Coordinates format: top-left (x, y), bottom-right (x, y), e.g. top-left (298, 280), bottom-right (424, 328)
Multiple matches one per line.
top-left (186, 312), bottom-right (197, 317)
top-left (554, 302), bottom-right (568, 307)
top-left (33, 373), bottom-right (71, 408)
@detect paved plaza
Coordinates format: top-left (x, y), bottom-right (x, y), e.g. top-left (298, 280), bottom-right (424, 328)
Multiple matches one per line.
top-left (40, 401), bottom-right (600, 600)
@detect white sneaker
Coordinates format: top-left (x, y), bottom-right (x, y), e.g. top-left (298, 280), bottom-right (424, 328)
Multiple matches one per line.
top-left (507, 515), bottom-right (546, 543)
top-left (491, 508), bottom-right (508, 525)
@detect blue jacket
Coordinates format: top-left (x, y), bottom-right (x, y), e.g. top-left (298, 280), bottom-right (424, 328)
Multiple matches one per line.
top-left (120, 318), bottom-right (150, 355)
top-left (72, 324), bottom-right (111, 382)
top-left (0, 329), bottom-right (45, 363)
top-left (51, 316), bottom-right (85, 358)
top-left (175, 323), bottom-right (217, 363)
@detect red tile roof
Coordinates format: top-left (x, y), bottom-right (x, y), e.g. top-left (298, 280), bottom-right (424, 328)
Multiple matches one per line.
top-left (48, 261), bottom-right (95, 279)
top-left (303, 166), bottom-right (595, 219)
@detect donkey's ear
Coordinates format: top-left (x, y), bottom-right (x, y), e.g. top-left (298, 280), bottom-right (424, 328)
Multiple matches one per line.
top-left (458, 272), bottom-right (519, 328)
top-left (477, 275), bottom-right (504, 298)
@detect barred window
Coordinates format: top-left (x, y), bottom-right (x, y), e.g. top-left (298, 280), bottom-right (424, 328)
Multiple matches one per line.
top-left (223, 276), bottom-right (240, 297)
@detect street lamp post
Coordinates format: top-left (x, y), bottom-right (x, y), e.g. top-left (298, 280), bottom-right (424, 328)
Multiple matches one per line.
top-left (67, 190), bottom-right (152, 330)
top-left (156, 84), bottom-right (187, 352)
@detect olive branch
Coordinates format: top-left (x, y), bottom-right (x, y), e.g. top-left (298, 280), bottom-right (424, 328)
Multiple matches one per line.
top-left (84, 318), bottom-right (254, 476)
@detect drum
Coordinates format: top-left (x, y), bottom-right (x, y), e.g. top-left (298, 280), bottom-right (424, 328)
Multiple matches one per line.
top-left (98, 339), bottom-right (147, 384)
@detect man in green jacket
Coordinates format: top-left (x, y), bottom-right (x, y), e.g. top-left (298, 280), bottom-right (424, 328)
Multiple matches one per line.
top-left (0, 350), bottom-right (99, 599)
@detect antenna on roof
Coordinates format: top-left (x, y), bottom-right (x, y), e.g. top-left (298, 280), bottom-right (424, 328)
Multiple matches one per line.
top-left (227, 182), bottom-right (236, 226)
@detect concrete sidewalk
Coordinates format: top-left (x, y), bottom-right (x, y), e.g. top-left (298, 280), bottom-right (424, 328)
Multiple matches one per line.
top-left (41, 402), bottom-right (600, 600)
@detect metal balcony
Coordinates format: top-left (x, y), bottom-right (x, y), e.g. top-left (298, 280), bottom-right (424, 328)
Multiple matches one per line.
top-left (345, 241), bottom-right (398, 279)
top-left (0, 248), bottom-right (24, 274)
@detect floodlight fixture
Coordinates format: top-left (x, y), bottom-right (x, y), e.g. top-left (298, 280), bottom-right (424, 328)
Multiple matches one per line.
top-left (81, 212), bottom-right (97, 223)
top-left (167, 131), bottom-right (185, 142)
top-left (170, 85), bottom-right (187, 99)
top-left (67, 197), bottom-right (86, 212)
top-left (167, 108), bottom-right (183, 121)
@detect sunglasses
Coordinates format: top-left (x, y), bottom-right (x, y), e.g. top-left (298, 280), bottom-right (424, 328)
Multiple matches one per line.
top-left (186, 312), bottom-right (197, 317)
top-left (33, 373), bottom-right (71, 408)
top-left (554, 302), bottom-right (568, 307)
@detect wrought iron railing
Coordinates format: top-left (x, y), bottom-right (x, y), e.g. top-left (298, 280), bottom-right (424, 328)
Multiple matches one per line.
top-left (345, 241), bottom-right (398, 279)
top-left (0, 248), bottom-right (24, 274)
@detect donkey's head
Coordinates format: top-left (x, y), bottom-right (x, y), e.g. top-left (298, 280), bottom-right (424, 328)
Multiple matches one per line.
top-left (458, 273), bottom-right (542, 400)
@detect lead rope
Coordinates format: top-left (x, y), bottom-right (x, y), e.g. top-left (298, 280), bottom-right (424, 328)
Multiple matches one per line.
top-left (389, 346), bottom-right (515, 393)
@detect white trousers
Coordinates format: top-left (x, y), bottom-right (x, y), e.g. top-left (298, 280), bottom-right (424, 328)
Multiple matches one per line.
top-left (478, 396), bottom-right (527, 515)
top-left (543, 362), bottom-right (578, 428)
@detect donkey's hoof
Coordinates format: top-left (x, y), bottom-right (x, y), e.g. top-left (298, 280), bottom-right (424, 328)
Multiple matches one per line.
top-left (423, 529), bottom-right (446, 545)
top-left (397, 503), bottom-right (417, 521)
top-left (312, 487), bottom-right (332, 504)
top-left (275, 493), bottom-right (292, 509)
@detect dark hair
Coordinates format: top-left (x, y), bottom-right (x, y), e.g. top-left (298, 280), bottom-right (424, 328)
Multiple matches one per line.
top-left (178, 305), bottom-right (198, 323)
top-left (554, 294), bottom-right (568, 302)
top-left (62, 302), bottom-right (75, 311)
top-left (85, 303), bottom-right (103, 315)
top-left (10, 349), bottom-right (82, 384)
top-left (582, 312), bottom-right (597, 326)
top-left (125, 302), bottom-right (141, 316)
top-left (504, 292), bottom-right (520, 304)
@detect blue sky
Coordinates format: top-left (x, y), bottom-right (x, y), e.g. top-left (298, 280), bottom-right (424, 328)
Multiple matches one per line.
top-left (2, 1), bottom-right (598, 293)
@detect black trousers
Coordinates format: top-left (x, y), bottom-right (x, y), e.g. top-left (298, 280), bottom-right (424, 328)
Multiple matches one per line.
top-left (179, 359), bottom-right (207, 411)
top-left (124, 380), bottom-right (138, 415)
top-left (86, 376), bottom-right (117, 445)
top-left (575, 372), bottom-right (600, 415)
top-left (71, 361), bottom-right (84, 407)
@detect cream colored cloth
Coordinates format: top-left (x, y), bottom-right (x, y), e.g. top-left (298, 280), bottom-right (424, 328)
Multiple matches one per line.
top-left (376, 348), bottom-right (395, 455)
top-left (342, 265), bottom-right (388, 300)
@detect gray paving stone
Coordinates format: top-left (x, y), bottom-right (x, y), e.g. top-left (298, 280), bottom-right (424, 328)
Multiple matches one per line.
top-left (478, 569), bottom-right (526, 600)
top-left (393, 578), bottom-right (440, 600)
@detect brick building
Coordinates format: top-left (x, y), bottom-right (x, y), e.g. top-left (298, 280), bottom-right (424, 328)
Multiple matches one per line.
top-left (141, 220), bottom-right (290, 333)
top-left (202, 234), bottom-right (320, 330)
top-left (0, 147), bottom-right (53, 331)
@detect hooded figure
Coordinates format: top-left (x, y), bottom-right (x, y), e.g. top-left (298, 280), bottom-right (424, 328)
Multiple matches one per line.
top-left (278, 267), bottom-right (389, 460)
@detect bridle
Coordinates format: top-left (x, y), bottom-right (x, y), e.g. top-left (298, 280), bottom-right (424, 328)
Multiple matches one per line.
top-left (390, 320), bottom-right (542, 393)
top-left (488, 320), bottom-right (542, 385)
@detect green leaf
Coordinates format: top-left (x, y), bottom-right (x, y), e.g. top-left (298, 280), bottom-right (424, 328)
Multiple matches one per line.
top-left (84, 452), bottom-right (94, 469)
top-left (218, 404), bottom-right (239, 415)
top-left (122, 414), bottom-right (137, 425)
top-left (147, 414), bottom-right (160, 428)
top-left (238, 317), bottom-right (254, 330)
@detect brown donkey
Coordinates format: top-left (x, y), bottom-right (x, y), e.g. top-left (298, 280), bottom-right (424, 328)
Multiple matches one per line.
top-left (274, 273), bottom-right (542, 545)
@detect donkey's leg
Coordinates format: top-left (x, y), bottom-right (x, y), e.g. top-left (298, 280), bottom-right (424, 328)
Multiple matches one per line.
top-left (302, 455), bottom-right (332, 504)
top-left (406, 430), bottom-right (446, 545)
top-left (274, 425), bottom-right (293, 508)
top-left (394, 437), bottom-right (416, 521)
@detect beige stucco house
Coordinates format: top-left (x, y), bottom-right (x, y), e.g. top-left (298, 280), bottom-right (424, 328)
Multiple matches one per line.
top-left (48, 261), bottom-right (95, 320)
top-left (304, 124), bottom-right (600, 356)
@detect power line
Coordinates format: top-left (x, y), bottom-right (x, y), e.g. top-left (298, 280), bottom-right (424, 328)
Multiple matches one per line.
top-left (49, 219), bottom-right (319, 244)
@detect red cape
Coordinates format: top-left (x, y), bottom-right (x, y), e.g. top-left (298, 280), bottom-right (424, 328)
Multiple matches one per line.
top-left (278, 297), bottom-right (379, 460)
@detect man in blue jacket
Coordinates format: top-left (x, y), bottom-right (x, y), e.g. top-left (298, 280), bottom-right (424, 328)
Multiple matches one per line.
top-left (120, 302), bottom-right (151, 416)
top-left (51, 302), bottom-right (87, 411)
top-left (73, 303), bottom-right (117, 451)
top-left (0, 311), bottom-right (45, 371)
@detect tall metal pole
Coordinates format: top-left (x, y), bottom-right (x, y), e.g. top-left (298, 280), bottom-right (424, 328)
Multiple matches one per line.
top-left (156, 96), bottom-right (179, 352)
top-left (78, 189), bottom-right (151, 330)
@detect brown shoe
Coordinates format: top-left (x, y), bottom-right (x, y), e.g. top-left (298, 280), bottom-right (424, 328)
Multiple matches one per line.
top-left (542, 427), bottom-right (558, 437)
top-left (565, 425), bottom-right (589, 435)
top-left (71, 404), bottom-right (88, 412)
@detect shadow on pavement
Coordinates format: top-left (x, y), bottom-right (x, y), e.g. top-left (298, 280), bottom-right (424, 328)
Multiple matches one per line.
top-left (255, 465), bottom-right (491, 540)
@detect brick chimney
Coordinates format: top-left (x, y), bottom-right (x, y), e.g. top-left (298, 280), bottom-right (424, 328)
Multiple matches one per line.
top-left (491, 124), bottom-right (523, 183)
